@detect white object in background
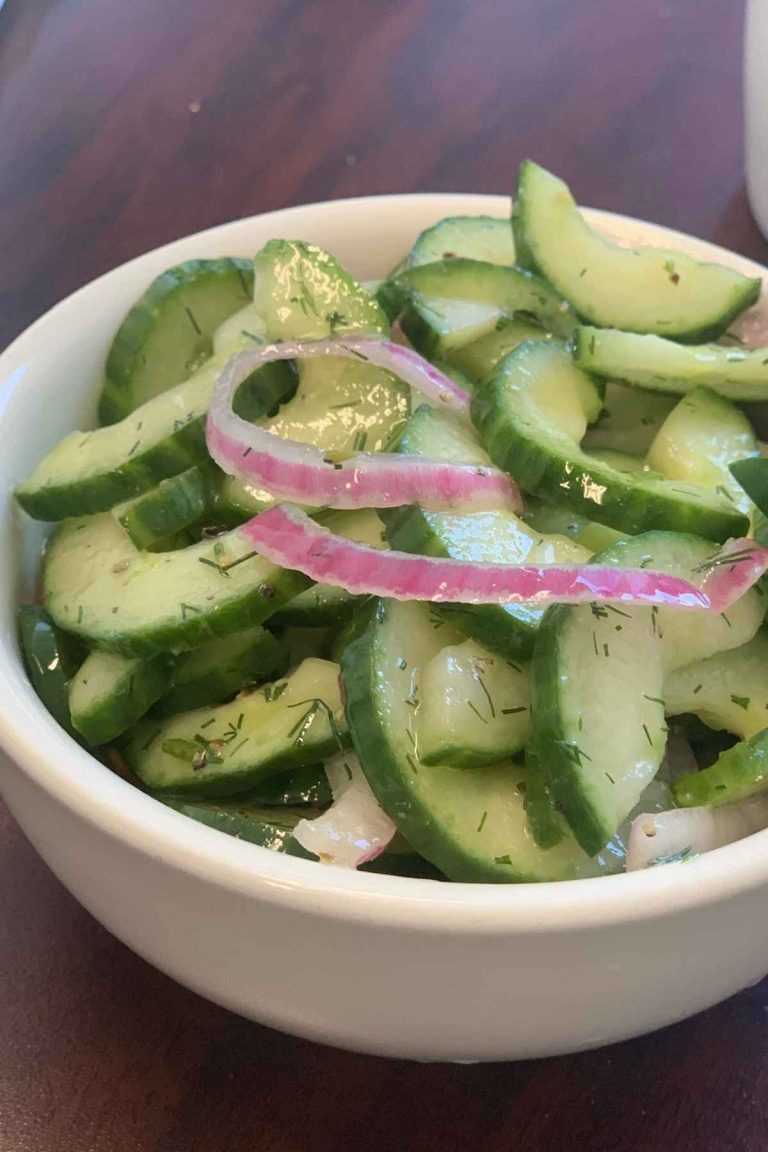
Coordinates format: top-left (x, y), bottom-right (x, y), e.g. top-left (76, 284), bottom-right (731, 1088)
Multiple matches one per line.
top-left (746, 0), bottom-right (768, 239)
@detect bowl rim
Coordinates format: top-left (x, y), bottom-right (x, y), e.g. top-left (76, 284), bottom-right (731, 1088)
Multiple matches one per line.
top-left (2, 189), bottom-right (768, 934)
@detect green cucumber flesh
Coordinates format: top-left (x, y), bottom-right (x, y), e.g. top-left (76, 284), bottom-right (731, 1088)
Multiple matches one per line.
top-left (672, 727), bottom-right (768, 808)
top-left (342, 599), bottom-right (621, 881)
top-left (382, 405), bottom-right (590, 659)
top-left (522, 496), bottom-right (625, 554)
top-left (69, 650), bottom-right (172, 745)
top-left (574, 327), bottom-right (768, 401)
top-left (252, 239), bottom-right (388, 341)
top-left (17, 607), bottom-right (85, 741)
top-left (446, 318), bottom-right (551, 385)
top-left (112, 464), bottom-right (216, 549)
top-left (397, 257), bottom-right (576, 361)
top-left (125, 657), bottom-right (346, 797)
top-left (582, 382), bottom-right (676, 457)
top-left (592, 531), bottom-right (765, 673)
top-left (471, 340), bottom-right (748, 542)
top-left (646, 387), bottom-right (757, 513)
top-left (532, 592), bottom-right (667, 855)
top-left (664, 630), bottom-right (768, 741)
top-left (513, 161), bottom-right (760, 340)
top-left (212, 302), bottom-right (266, 357)
top-left (406, 215), bottom-right (516, 268)
top-left (99, 257), bottom-right (254, 424)
top-left (44, 514), bottom-right (308, 657)
top-left (416, 639), bottom-right (529, 767)
top-left (153, 626), bottom-right (287, 718)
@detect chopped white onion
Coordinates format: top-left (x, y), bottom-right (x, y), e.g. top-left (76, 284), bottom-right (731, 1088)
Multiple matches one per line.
top-left (626, 794), bottom-right (768, 871)
top-left (293, 751), bottom-right (396, 869)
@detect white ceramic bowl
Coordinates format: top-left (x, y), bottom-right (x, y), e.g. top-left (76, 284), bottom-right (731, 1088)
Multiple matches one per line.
top-left (2, 194), bottom-right (768, 1063)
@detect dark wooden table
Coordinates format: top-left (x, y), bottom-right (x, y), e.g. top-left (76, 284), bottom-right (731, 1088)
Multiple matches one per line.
top-left (2, 1), bottom-right (768, 1148)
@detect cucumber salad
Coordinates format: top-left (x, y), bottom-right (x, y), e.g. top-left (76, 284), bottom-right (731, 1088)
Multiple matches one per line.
top-left (16, 161), bottom-right (768, 883)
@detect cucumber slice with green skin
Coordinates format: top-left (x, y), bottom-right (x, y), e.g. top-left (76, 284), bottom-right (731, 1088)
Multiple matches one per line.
top-left (471, 340), bottom-right (748, 542)
top-left (342, 599), bottom-right (619, 882)
top-left (587, 448), bottom-right (651, 474)
top-left (98, 257), bottom-right (254, 425)
top-left (730, 457), bottom-right (768, 517)
top-left (415, 640), bottom-right (529, 768)
top-left (513, 161), bottom-right (760, 340)
top-left (531, 593), bottom-right (667, 856)
top-left (17, 369), bottom-right (213, 522)
top-left (672, 727), bottom-right (768, 808)
top-left (16, 344), bottom-right (294, 522)
top-left (253, 239), bottom-right (388, 340)
top-left (17, 607), bottom-right (85, 741)
top-left (382, 405), bottom-right (590, 659)
top-left (397, 258), bottom-right (577, 362)
top-left (112, 464), bottom-right (216, 549)
top-left (522, 496), bottom-right (625, 554)
top-left (406, 216), bottom-right (516, 269)
top-left (125, 657), bottom-right (347, 798)
top-left (243, 762), bottom-right (331, 806)
top-left (582, 382), bottom-right (676, 458)
top-left (592, 532), bottom-right (765, 673)
top-left (69, 650), bottom-right (172, 745)
top-left (162, 799), bottom-right (310, 851)
top-left (44, 514), bottom-right (309, 657)
top-left (646, 387), bottom-right (758, 514)
top-left (574, 327), bottom-right (768, 400)
top-left (446, 318), bottom-right (551, 385)
top-left (271, 510), bottom-right (385, 627)
top-left (152, 626), bottom-right (287, 719)
top-left (664, 630), bottom-right (768, 741)
top-left (524, 744), bottom-right (566, 849)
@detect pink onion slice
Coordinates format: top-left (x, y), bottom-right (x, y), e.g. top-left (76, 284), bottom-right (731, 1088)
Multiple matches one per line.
top-left (243, 503), bottom-right (724, 609)
top-left (697, 537), bottom-right (768, 612)
top-left (293, 751), bottom-right (396, 868)
top-left (206, 339), bottom-right (520, 512)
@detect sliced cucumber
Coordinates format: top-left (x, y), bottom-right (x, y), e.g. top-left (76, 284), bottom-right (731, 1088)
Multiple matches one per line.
top-left (125, 657), bottom-right (347, 797)
top-left (342, 599), bottom-right (616, 881)
top-left (672, 727), bottom-right (768, 808)
top-left (99, 258), bottom-right (253, 424)
top-left (406, 216), bottom-right (515, 268)
top-left (646, 387), bottom-right (757, 513)
top-left (664, 630), bottom-right (768, 741)
top-left (69, 650), bottom-right (172, 745)
top-left (17, 606), bottom-right (85, 740)
top-left (524, 744), bottom-right (567, 849)
top-left (446, 317), bottom-right (551, 385)
top-left (415, 640), bottom-right (529, 767)
top-left (397, 258), bottom-right (576, 362)
top-left (44, 514), bottom-right (308, 657)
top-left (212, 302), bottom-right (266, 357)
top-left (582, 382), bottom-right (676, 458)
top-left (163, 798), bottom-right (310, 852)
top-left (112, 464), bottom-right (216, 549)
top-left (382, 405), bottom-right (590, 659)
top-left (592, 532), bottom-right (765, 673)
top-left (271, 509), bottom-right (385, 627)
top-left (253, 239), bottom-right (388, 340)
top-left (513, 161), bottom-right (760, 340)
top-left (522, 497), bottom-right (625, 554)
top-left (153, 626), bottom-right (286, 718)
top-left (574, 327), bottom-right (768, 400)
top-left (471, 340), bottom-right (748, 542)
top-left (532, 591), bottom-right (667, 855)
top-left (243, 762), bottom-right (331, 807)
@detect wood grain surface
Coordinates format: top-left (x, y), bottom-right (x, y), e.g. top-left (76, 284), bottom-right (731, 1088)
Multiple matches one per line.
top-left (2, 1), bottom-right (768, 1149)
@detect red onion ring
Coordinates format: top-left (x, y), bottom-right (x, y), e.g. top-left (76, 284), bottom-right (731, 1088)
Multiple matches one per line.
top-left (240, 503), bottom-right (753, 610)
top-left (206, 339), bottom-right (520, 512)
